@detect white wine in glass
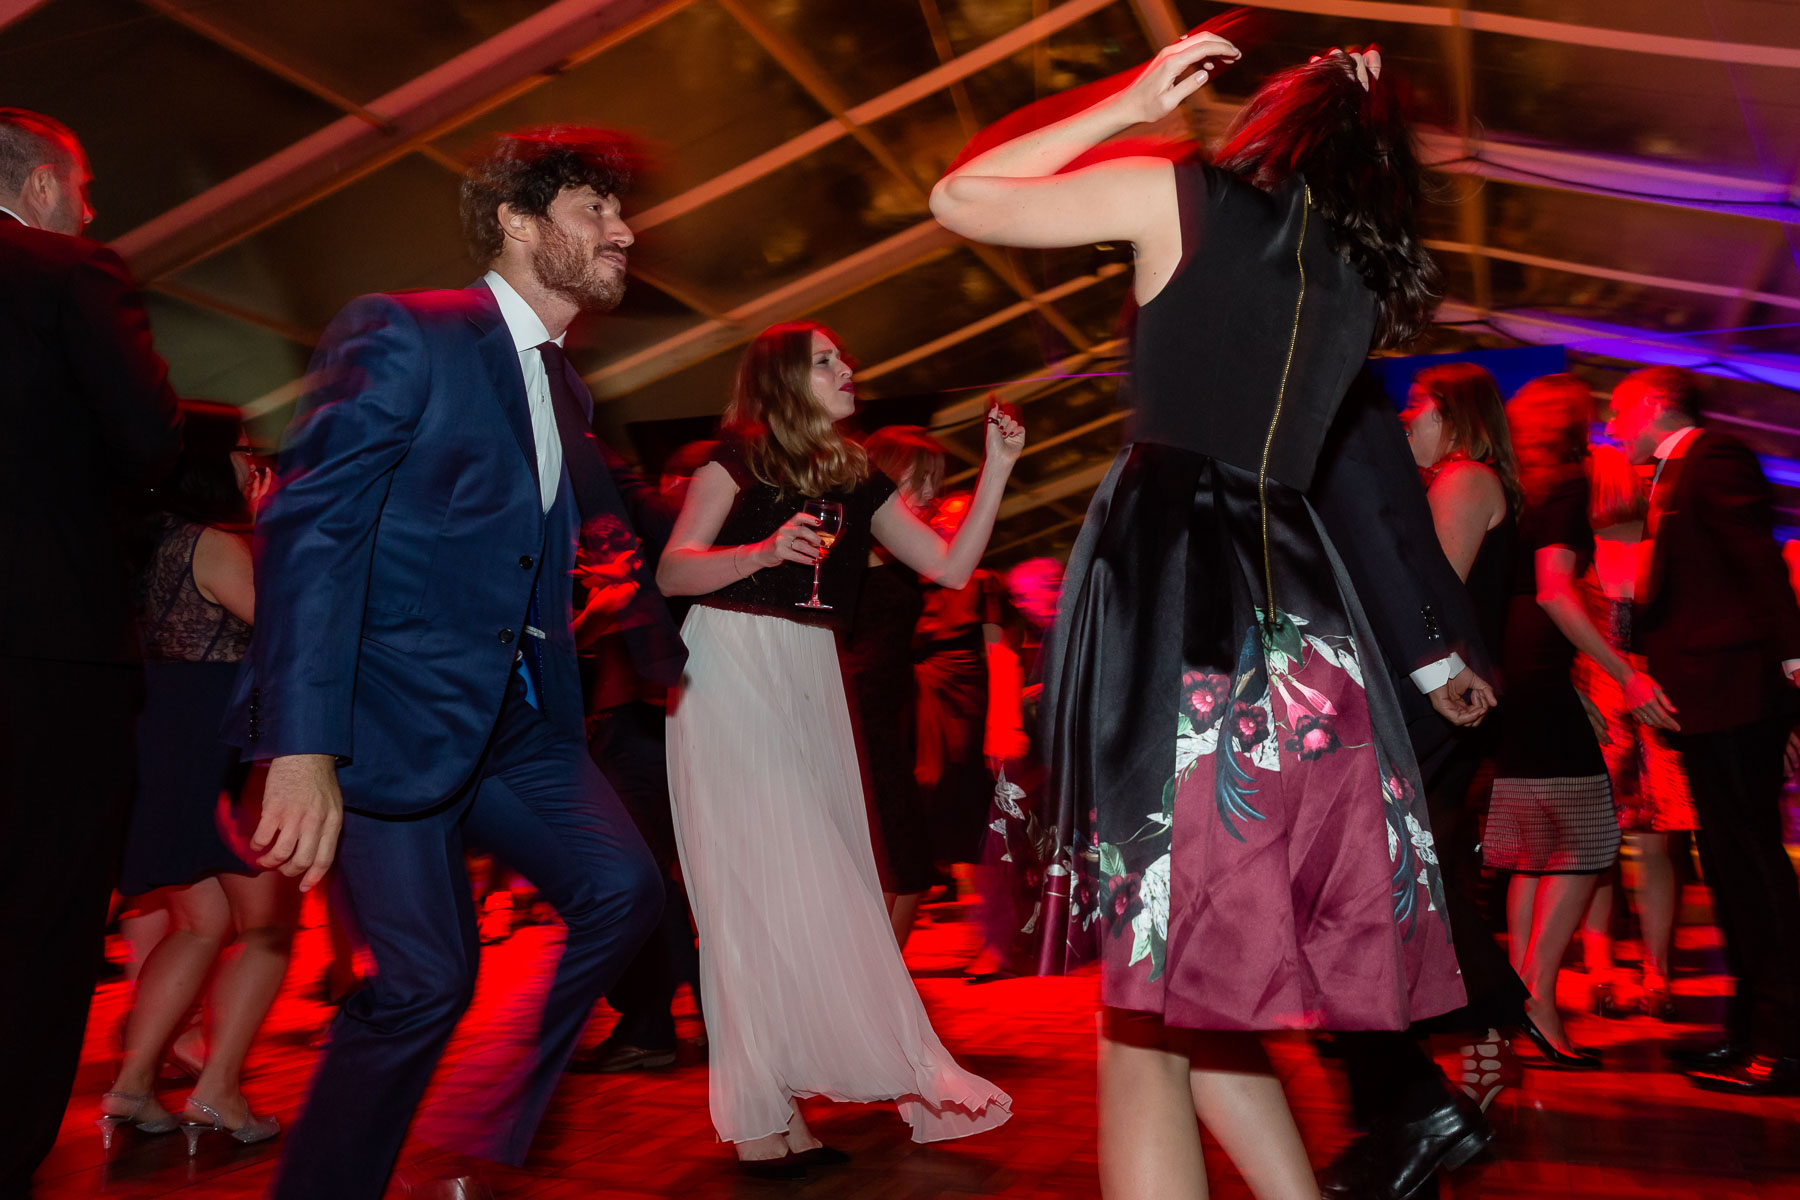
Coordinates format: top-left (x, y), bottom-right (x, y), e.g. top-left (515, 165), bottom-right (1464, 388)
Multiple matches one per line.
top-left (796, 498), bottom-right (846, 610)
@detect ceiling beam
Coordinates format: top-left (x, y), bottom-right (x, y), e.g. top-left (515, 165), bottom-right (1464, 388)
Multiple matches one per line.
top-left (999, 460), bottom-right (1112, 520)
top-left (628, 0), bottom-right (1118, 233)
top-left (1415, 130), bottom-right (1800, 227)
top-left (138, 0), bottom-right (392, 131)
top-left (932, 338), bottom-right (1128, 425)
top-left (1424, 239), bottom-right (1800, 313)
top-left (986, 512), bottom-right (1087, 559)
top-left (112, 0), bottom-right (695, 282)
top-left (712, 0), bottom-right (1092, 353)
top-left (1228, 1), bottom-right (1800, 68)
top-left (1443, 3), bottom-right (1491, 315)
top-left (858, 261), bottom-right (1127, 384)
top-left (588, 220), bottom-right (959, 397)
top-left (1438, 300), bottom-right (1800, 391)
top-left (947, 409), bottom-right (1128, 485)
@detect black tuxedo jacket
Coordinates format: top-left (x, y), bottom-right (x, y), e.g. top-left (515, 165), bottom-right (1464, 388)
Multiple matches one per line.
top-left (1308, 370), bottom-right (1491, 736)
top-left (0, 218), bottom-right (182, 664)
top-left (1635, 428), bottom-right (1800, 734)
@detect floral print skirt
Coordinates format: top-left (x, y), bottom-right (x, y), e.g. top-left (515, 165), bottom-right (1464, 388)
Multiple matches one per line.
top-left (1038, 443), bottom-right (1467, 1031)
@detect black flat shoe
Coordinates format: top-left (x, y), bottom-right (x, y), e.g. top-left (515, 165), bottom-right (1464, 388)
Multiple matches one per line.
top-left (796, 1144), bottom-right (851, 1166)
top-left (1518, 1015), bottom-right (1602, 1070)
top-left (737, 1155), bottom-right (807, 1181)
top-left (1319, 1089), bottom-right (1490, 1200)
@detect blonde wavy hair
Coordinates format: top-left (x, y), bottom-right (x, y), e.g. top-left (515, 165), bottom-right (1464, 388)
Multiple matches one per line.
top-left (723, 321), bottom-right (868, 498)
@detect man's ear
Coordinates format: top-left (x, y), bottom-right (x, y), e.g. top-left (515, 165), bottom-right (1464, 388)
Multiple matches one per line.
top-left (497, 202), bottom-right (535, 246)
top-left (26, 163), bottom-right (59, 209)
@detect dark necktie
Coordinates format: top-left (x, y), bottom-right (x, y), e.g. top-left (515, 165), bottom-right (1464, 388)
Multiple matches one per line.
top-left (537, 341), bottom-right (613, 525)
top-left (533, 342), bottom-right (688, 691)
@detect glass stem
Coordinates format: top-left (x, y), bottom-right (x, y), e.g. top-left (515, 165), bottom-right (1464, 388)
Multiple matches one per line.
top-left (808, 560), bottom-right (823, 605)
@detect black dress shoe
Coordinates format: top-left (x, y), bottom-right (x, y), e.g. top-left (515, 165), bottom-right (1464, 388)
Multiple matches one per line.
top-left (736, 1155), bottom-right (807, 1180)
top-left (1664, 1041), bottom-right (1747, 1073)
top-left (567, 1038), bottom-right (678, 1073)
top-left (1319, 1091), bottom-right (1491, 1200)
top-left (1688, 1055), bottom-right (1800, 1096)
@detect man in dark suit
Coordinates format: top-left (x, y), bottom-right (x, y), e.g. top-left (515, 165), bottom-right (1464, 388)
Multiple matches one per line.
top-left (1611, 365), bottom-right (1800, 1096)
top-left (233, 127), bottom-right (680, 1199)
top-left (1314, 370), bottom-right (1518, 1200)
top-left (0, 109), bottom-right (183, 1194)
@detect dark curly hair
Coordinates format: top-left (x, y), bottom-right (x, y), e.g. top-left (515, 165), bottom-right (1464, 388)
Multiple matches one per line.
top-left (459, 126), bottom-right (639, 266)
top-left (1215, 48), bottom-right (1442, 350)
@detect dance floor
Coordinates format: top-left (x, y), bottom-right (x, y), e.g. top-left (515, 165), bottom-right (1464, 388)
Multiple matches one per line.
top-left (37, 883), bottom-right (1800, 1199)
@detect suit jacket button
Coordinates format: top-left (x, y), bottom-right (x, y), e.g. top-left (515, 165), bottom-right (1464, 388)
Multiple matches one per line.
top-left (519, 555), bottom-right (534, 569)
top-left (499, 628), bottom-right (515, 644)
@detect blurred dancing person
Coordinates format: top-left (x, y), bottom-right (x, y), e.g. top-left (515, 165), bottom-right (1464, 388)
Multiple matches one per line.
top-left (914, 495), bottom-right (1008, 872)
top-left (1317, 363), bottom-right (1530, 1200)
top-left (935, 36), bottom-right (1470, 1200)
top-left (569, 499), bottom-right (704, 1075)
top-left (102, 403), bottom-right (295, 1153)
top-left (1484, 375), bottom-right (1639, 1069)
top-left (229, 128), bottom-right (677, 1199)
top-left (1572, 446), bottom-right (1694, 1022)
top-left (842, 425), bottom-right (945, 947)
top-left (1610, 366), bottom-right (1800, 1094)
top-left (0, 109), bottom-right (183, 1193)
top-left (658, 323), bottom-right (1018, 1178)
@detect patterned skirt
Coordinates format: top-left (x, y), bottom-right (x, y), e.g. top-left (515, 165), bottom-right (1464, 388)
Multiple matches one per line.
top-left (1038, 443), bottom-right (1466, 1032)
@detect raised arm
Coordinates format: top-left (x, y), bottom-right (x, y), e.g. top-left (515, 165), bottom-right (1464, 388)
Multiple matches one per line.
top-left (930, 34), bottom-right (1234, 271)
top-left (872, 407), bottom-right (1024, 589)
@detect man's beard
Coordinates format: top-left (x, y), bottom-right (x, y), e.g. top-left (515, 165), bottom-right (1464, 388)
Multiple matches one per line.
top-left (531, 216), bottom-right (626, 313)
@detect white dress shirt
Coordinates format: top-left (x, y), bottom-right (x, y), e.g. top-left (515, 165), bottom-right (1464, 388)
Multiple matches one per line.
top-left (0, 205), bottom-right (27, 226)
top-left (484, 269), bottom-right (565, 513)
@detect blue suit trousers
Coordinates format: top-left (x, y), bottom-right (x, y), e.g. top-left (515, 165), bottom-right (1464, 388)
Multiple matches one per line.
top-left (270, 673), bottom-right (661, 1199)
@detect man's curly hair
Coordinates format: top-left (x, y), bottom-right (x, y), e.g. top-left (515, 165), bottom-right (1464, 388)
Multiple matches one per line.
top-left (459, 126), bottom-right (639, 266)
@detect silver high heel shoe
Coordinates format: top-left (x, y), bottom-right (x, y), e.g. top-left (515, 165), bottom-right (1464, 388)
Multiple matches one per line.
top-left (96, 1091), bottom-right (179, 1149)
top-left (180, 1097), bottom-right (280, 1156)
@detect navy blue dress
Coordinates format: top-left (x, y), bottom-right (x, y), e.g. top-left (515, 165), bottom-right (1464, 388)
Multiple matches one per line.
top-left (117, 517), bottom-right (254, 896)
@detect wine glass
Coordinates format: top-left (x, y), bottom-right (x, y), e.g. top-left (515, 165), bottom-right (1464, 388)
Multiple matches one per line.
top-left (795, 499), bottom-right (846, 610)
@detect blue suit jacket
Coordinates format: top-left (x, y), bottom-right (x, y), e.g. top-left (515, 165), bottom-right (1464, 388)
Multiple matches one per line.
top-left (226, 281), bottom-right (676, 815)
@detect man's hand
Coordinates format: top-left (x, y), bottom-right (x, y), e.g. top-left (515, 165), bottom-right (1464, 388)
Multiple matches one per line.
top-left (1429, 665), bottom-right (1496, 727)
top-left (1621, 669), bottom-right (1681, 732)
top-left (252, 753), bottom-right (344, 892)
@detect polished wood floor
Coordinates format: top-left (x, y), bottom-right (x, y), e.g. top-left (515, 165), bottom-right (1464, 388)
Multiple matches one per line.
top-left (33, 878), bottom-right (1800, 1199)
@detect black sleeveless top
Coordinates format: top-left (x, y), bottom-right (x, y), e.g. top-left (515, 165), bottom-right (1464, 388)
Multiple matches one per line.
top-left (1131, 162), bottom-right (1379, 492)
top-left (695, 435), bottom-right (899, 630)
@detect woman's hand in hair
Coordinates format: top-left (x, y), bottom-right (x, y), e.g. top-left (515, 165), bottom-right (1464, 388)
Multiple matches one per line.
top-left (1111, 33), bottom-right (1239, 127)
top-left (758, 512), bottom-right (823, 568)
top-left (984, 402), bottom-right (1027, 467)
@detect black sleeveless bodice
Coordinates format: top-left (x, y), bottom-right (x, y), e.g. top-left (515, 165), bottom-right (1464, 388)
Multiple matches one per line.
top-left (1131, 162), bottom-right (1378, 493)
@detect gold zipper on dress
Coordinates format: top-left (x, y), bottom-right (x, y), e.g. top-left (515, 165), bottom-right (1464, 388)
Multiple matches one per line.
top-left (1258, 183), bottom-right (1311, 635)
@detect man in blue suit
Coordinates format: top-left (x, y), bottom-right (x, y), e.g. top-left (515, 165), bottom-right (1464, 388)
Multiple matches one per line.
top-left (230, 127), bottom-right (681, 1199)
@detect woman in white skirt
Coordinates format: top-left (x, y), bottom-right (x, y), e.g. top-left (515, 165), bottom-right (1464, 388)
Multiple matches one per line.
top-left (657, 320), bottom-right (1023, 1178)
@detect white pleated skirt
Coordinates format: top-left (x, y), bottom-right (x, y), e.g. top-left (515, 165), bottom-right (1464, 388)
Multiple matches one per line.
top-left (666, 604), bottom-right (1013, 1144)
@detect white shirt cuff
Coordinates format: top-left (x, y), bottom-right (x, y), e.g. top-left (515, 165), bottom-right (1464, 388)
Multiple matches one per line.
top-left (1784, 658), bottom-right (1800, 678)
top-left (1411, 652), bottom-right (1466, 694)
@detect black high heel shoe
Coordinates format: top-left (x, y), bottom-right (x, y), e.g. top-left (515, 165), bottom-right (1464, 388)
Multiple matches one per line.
top-left (1518, 1014), bottom-right (1603, 1071)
